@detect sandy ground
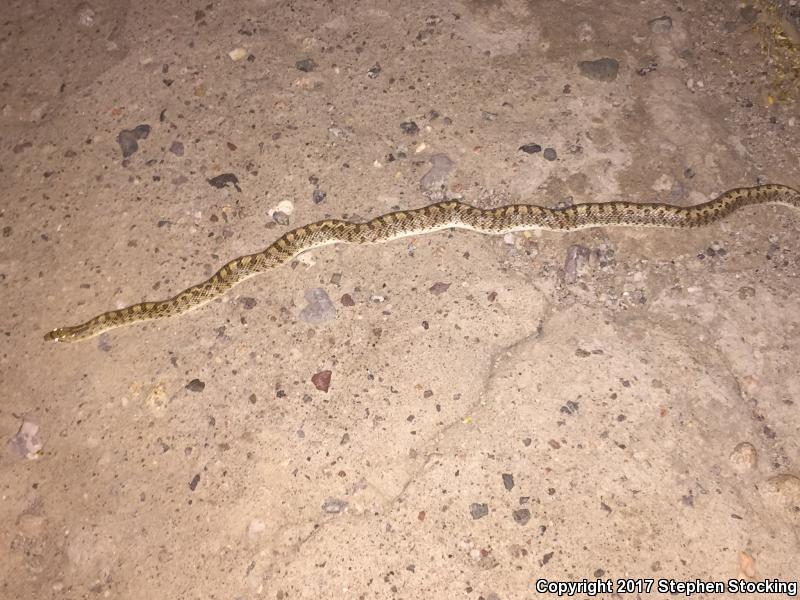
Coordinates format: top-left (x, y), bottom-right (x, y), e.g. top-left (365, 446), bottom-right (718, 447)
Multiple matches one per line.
top-left (2, 1), bottom-right (799, 598)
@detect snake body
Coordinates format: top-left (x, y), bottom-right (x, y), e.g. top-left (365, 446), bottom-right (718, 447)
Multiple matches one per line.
top-left (45, 184), bottom-right (800, 343)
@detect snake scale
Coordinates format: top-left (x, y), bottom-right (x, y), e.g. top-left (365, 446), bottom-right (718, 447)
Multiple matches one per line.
top-left (45, 183), bottom-right (800, 343)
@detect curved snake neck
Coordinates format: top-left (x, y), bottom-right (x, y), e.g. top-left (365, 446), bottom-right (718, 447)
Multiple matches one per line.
top-left (45, 184), bottom-right (800, 342)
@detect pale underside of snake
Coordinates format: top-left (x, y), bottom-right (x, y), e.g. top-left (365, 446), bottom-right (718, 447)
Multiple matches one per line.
top-left (45, 184), bottom-right (800, 343)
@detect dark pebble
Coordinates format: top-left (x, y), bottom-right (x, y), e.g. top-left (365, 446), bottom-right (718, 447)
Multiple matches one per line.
top-left (470, 503), bottom-right (489, 519)
top-left (341, 293), bottom-right (355, 306)
top-left (312, 370), bottom-right (332, 392)
top-left (169, 141), bottom-right (184, 156)
top-left (543, 147), bottom-right (557, 161)
top-left (522, 437), bottom-right (532, 446)
top-left (367, 64), bottom-right (381, 78)
top-left (117, 130), bottom-right (139, 158)
top-left (272, 211), bottom-right (289, 226)
top-left (512, 508), bottom-right (531, 525)
top-left (519, 143), bottom-right (542, 154)
top-left (186, 379), bottom-right (205, 392)
top-left (578, 58), bottom-right (619, 82)
top-left (502, 473), bottom-right (514, 490)
top-left (312, 189), bottom-right (326, 204)
top-left (296, 58), bottom-right (317, 72)
top-left (637, 62), bottom-right (658, 76)
top-left (400, 121), bottom-right (419, 135)
top-left (133, 124), bottom-right (151, 139)
top-left (239, 297), bottom-right (257, 309)
top-left (429, 281), bottom-right (450, 295)
top-left (189, 473), bottom-right (201, 491)
top-left (207, 173), bottom-right (241, 192)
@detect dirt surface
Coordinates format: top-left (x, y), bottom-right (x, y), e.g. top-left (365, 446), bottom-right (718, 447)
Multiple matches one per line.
top-left (2, 1), bottom-right (799, 598)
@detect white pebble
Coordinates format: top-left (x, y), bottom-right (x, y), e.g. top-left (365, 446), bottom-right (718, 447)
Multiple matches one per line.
top-left (228, 47), bottom-right (248, 61)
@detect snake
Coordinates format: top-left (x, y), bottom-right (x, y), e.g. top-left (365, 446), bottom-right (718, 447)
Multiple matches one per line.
top-left (45, 183), bottom-right (800, 343)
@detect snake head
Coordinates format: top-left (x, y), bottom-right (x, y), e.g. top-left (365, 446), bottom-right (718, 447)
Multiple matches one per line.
top-left (44, 328), bottom-right (77, 343)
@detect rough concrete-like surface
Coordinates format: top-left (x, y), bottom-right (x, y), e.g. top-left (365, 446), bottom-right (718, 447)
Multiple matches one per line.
top-left (1, 1), bottom-right (799, 598)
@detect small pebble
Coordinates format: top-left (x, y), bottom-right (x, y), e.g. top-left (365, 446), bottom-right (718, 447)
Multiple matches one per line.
top-left (312, 370), bottom-right (332, 392)
top-left (312, 189), bottom-right (326, 204)
top-left (648, 15), bottom-right (672, 33)
top-left (76, 3), bottom-right (96, 27)
top-left (169, 141), bottom-right (184, 156)
top-left (296, 58), bottom-right (317, 72)
top-left (564, 244), bottom-right (591, 284)
top-left (637, 61), bottom-right (658, 76)
top-left (737, 286), bottom-right (756, 300)
top-left (420, 153), bottom-right (455, 192)
top-left (578, 57), bottom-right (619, 81)
top-left (367, 64), bottom-right (381, 78)
top-left (341, 293), bottom-right (355, 306)
top-left (761, 474), bottom-right (800, 509)
top-left (299, 288), bottom-right (336, 323)
top-left (400, 121), bottom-right (419, 135)
top-left (322, 498), bottom-right (348, 513)
top-left (132, 124), bottom-right (151, 139)
top-left (730, 442), bottom-right (757, 471)
top-left (239, 297), bottom-right (258, 310)
top-left (519, 143), bottom-right (542, 154)
top-left (7, 420), bottom-right (42, 459)
top-left (185, 379), bottom-right (205, 392)
top-left (117, 130), bottom-right (139, 158)
top-left (543, 147), bottom-right (557, 161)
top-left (189, 474), bottom-right (201, 491)
top-left (228, 47), bottom-right (248, 61)
top-left (429, 281), bottom-right (450, 295)
top-left (207, 173), bottom-right (241, 192)
top-left (470, 503), bottom-right (489, 519)
top-left (272, 211), bottom-right (289, 225)
top-left (512, 508), bottom-right (531, 525)
top-left (502, 473), bottom-right (514, 491)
